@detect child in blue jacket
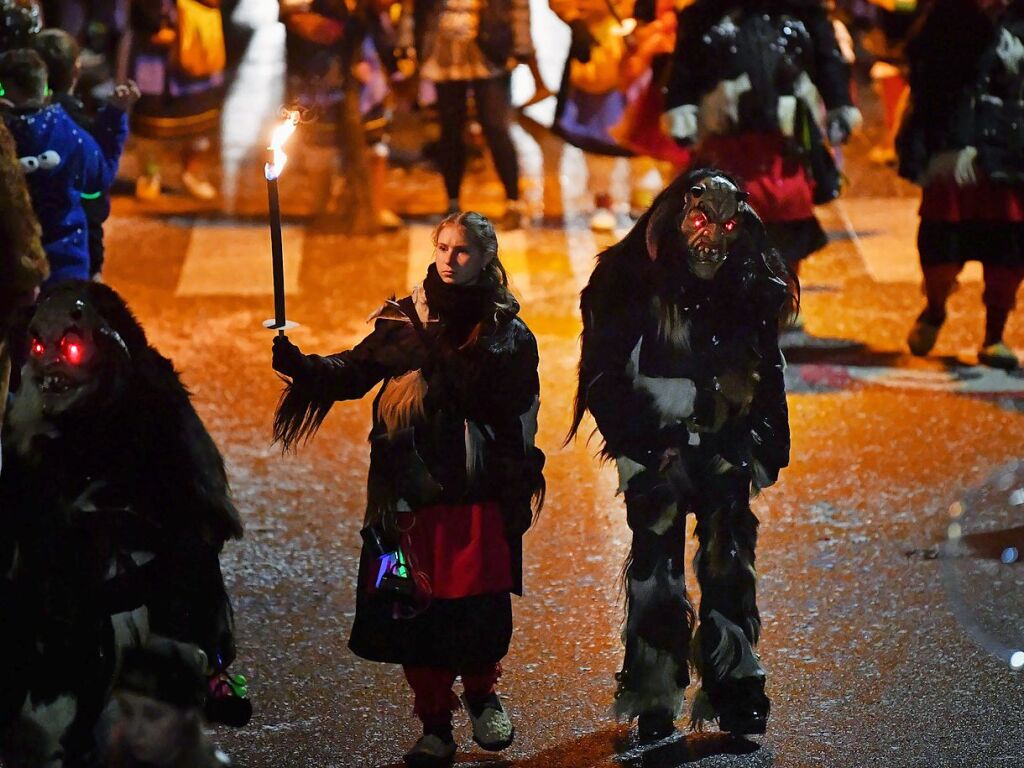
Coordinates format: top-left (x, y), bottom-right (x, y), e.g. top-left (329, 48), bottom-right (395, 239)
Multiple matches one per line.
top-left (0, 48), bottom-right (137, 284)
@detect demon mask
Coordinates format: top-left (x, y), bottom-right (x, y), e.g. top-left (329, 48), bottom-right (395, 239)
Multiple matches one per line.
top-left (680, 175), bottom-right (746, 281)
top-left (20, 286), bottom-right (131, 420)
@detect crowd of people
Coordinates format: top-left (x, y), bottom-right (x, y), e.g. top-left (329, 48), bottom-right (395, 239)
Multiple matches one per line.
top-left (1, 0), bottom-right (1024, 765)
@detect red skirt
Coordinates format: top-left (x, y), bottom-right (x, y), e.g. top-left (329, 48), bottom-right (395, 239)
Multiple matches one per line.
top-left (920, 177), bottom-right (1024, 223)
top-left (396, 502), bottom-right (513, 600)
top-left (697, 133), bottom-right (817, 223)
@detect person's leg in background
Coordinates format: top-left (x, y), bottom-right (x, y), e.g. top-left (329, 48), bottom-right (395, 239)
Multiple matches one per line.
top-left (435, 80), bottom-right (471, 216)
top-left (979, 263), bottom-right (1024, 370)
top-left (473, 75), bottom-right (523, 230)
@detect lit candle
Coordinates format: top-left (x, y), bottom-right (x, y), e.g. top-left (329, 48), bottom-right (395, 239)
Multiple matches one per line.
top-left (264, 111), bottom-right (300, 334)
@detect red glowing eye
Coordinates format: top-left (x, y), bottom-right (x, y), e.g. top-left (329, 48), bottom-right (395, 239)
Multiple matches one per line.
top-left (724, 219), bottom-right (736, 232)
top-left (692, 211), bottom-right (708, 229)
top-left (30, 339), bottom-right (45, 357)
top-left (60, 335), bottom-right (84, 365)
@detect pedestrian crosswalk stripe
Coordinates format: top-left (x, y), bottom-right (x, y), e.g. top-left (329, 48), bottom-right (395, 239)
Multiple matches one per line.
top-left (176, 224), bottom-right (303, 297)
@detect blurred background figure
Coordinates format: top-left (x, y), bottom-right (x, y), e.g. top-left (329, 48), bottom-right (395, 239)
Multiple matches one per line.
top-left (106, 640), bottom-right (231, 768)
top-left (898, 0), bottom-right (1024, 371)
top-left (0, 0), bottom-right (41, 52)
top-left (664, 0), bottom-right (860, 328)
top-left (33, 28), bottom-right (118, 279)
top-left (410, 0), bottom-right (535, 229)
top-left (607, 0), bottom-right (691, 215)
top-left (118, 0), bottom-right (226, 201)
top-left (550, 0), bottom-right (635, 232)
top-left (837, 0), bottom-right (921, 165)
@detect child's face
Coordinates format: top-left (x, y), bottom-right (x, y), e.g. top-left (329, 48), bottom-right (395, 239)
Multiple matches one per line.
top-left (113, 692), bottom-right (190, 765)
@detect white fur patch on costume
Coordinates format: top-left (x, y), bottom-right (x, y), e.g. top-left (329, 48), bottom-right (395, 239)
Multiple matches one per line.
top-left (626, 338), bottom-right (696, 428)
top-left (616, 559), bottom-right (689, 719)
top-left (699, 73), bottom-right (752, 136)
top-left (998, 28), bottom-right (1024, 75)
top-left (649, 502), bottom-right (679, 536)
top-left (635, 375), bottom-right (696, 427)
top-left (613, 636), bottom-right (686, 720)
top-left (777, 95), bottom-right (797, 137)
top-left (17, 692), bottom-right (77, 766)
top-left (664, 104), bottom-right (699, 142)
top-left (616, 456), bottom-right (646, 494)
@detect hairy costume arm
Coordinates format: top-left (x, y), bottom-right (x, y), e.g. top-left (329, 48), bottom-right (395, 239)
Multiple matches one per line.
top-left (577, 267), bottom-right (666, 466)
top-left (748, 319), bottom-right (789, 490)
top-left (274, 317), bottom-right (403, 449)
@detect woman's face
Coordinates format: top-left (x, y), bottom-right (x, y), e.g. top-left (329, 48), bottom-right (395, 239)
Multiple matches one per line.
top-left (433, 224), bottom-right (490, 285)
top-left (113, 692), bottom-right (188, 765)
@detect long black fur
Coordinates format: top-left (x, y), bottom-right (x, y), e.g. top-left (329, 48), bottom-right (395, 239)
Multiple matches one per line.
top-left (273, 377), bottom-right (334, 452)
top-left (8, 280), bottom-right (242, 542)
top-left (567, 168), bottom-right (799, 447)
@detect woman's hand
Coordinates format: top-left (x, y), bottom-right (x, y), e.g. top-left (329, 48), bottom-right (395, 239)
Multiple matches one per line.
top-left (272, 335), bottom-right (312, 380)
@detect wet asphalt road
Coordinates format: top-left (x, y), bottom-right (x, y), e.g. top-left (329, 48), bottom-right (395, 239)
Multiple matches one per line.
top-left (80, 4), bottom-right (1024, 764)
top-left (98, 152), bottom-right (1024, 768)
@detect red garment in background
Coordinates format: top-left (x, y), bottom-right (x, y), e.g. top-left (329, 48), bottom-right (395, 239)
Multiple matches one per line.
top-left (697, 133), bottom-right (816, 222)
top-left (398, 502), bottom-right (513, 599)
top-left (920, 176), bottom-right (1024, 223)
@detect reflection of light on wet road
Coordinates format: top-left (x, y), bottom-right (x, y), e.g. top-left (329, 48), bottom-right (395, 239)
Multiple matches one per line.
top-left (220, 0), bottom-right (288, 212)
top-left (942, 461), bottom-right (1024, 672)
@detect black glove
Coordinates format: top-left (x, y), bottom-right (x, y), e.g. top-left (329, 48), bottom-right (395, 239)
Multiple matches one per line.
top-left (568, 19), bottom-right (597, 63)
top-left (272, 335), bottom-right (313, 381)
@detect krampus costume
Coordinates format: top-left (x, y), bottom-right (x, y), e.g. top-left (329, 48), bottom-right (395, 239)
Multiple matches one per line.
top-left (897, 0), bottom-right (1024, 370)
top-left (570, 169), bottom-right (797, 738)
top-left (0, 281), bottom-right (248, 765)
top-left (664, 0), bottom-right (858, 272)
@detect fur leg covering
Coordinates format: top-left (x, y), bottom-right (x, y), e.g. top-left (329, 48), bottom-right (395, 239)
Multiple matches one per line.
top-left (691, 470), bottom-right (769, 731)
top-left (615, 469), bottom-right (694, 721)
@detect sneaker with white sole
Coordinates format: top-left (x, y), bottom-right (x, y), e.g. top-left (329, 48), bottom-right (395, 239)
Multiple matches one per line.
top-left (461, 692), bottom-right (514, 752)
top-left (589, 207), bottom-right (616, 233)
top-left (182, 170), bottom-right (218, 201)
top-left (403, 733), bottom-right (456, 768)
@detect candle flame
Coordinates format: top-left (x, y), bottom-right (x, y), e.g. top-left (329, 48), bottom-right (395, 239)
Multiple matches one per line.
top-left (265, 110), bottom-right (301, 180)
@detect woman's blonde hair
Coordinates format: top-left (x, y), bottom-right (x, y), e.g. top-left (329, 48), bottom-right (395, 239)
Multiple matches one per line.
top-left (432, 211), bottom-right (516, 310)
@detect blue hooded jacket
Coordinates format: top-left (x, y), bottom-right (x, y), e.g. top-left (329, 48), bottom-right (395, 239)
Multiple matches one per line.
top-left (3, 103), bottom-right (127, 284)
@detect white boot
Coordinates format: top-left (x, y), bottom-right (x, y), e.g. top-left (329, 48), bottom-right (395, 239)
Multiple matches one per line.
top-left (461, 692), bottom-right (514, 751)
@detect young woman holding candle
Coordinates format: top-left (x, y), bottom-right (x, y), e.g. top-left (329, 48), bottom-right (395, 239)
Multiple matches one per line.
top-left (270, 211), bottom-right (545, 768)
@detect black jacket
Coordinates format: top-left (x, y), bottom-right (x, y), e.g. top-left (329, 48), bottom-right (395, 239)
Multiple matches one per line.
top-left (897, 0), bottom-right (1024, 184)
top-left (665, 0), bottom-right (852, 127)
top-left (284, 281), bottom-right (544, 566)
